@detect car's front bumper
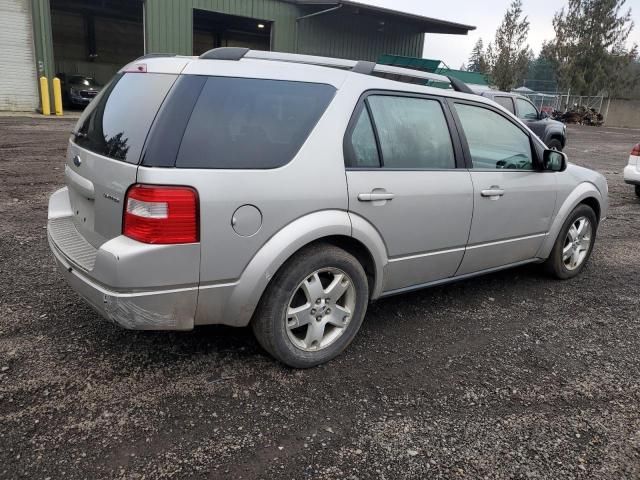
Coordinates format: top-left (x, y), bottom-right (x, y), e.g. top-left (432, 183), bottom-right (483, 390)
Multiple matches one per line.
top-left (68, 93), bottom-right (94, 105)
top-left (47, 188), bottom-right (198, 330)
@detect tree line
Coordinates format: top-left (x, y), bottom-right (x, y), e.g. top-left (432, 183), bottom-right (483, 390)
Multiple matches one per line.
top-left (464, 0), bottom-right (639, 97)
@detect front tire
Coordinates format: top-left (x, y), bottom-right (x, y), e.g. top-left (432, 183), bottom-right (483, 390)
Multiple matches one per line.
top-left (635, 185), bottom-right (640, 198)
top-left (252, 244), bottom-right (369, 368)
top-left (547, 138), bottom-right (563, 151)
top-left (544, 204), bottom-right (597, 279)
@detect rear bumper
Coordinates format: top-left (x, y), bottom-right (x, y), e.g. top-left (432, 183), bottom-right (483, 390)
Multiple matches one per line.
top-left (47, 187), bottom-right (198, 330)
top-left (49, 238), bottom-right (197, 330)
top-left (623, 164), bottom-right (640, 185)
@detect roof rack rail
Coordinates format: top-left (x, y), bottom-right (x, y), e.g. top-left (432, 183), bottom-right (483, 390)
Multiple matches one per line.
top-left (197, 47), bottom-right (474, 94)
top-left (134, 53), bottom-right (178, 61)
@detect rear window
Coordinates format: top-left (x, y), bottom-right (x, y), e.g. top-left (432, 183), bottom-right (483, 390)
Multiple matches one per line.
top-left (73, 73), bottom-right (177, 163)
top-left (176, 77), bottom-right (336, 169)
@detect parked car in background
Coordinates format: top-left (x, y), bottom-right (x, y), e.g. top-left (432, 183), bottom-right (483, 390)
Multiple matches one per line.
top-left (479, 90), bottom-right (567, 151)
top-left (59, 74), bottom-right (102, 108)
top-left (623, 143), bottom-right (640, 197)
top-left (47, 49), bottom-right (608, 368)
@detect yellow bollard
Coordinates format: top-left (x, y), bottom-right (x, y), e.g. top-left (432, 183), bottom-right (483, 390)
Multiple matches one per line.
top-left (39, 76), bottom-right (51, 115)
top-left (52, 77), bottom-right (63, 116)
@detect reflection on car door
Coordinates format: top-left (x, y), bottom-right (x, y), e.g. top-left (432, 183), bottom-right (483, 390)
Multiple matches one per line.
top-left (493, 95), bottom-right (515, 114)
top-left (515, 97), bottom-right (546, 139)
top-left (345, 93), bottom-right (474, 292)
top-left (451, 101), bottom-right (557, 275)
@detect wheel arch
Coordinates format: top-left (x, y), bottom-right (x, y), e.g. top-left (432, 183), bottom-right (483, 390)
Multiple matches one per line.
top-left (546, 130), bottom-right (565, 148)
top-left (579, 196), bottom-right (601, 223)
top-left (537, 183), bottom-right (603, 259)
top-left (222, 210), bottom-right (387, 327)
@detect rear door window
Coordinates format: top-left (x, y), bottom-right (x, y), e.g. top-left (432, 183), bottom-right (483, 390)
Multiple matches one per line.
top-left (346, 107), bottom-right (381, 168)
top-left (176, 77), bottom-right (336, 169)
top-left (74, 73), bottom-right (177, 163)
top-left (367, 95), bottom-right (455, 169)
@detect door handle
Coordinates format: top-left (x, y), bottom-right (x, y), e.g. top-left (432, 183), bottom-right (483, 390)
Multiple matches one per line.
top-left (480, 187), bottom-right (505, 198)
top-left (358, 192), bottom-right (395, 202)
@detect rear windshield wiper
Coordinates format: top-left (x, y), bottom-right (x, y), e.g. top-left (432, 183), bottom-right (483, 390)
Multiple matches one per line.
top-left (71, 130), bottom-right (87, 138)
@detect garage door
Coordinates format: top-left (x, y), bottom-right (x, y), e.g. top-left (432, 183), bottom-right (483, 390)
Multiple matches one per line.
top-left (0, 0), bottom-right (39, 111)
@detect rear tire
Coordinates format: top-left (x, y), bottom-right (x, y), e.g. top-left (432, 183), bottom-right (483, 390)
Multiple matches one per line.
top-left (547, 138), bottom-right (563, 151)
top-left (544, 204), bottom-right (597, 279)
top-left (252, 243), bottom-right (369, 368)
top-left (635, 185), bottom-right (640, 198)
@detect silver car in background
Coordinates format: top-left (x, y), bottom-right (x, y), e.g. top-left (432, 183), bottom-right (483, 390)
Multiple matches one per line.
top-left (47, 48), bottom-right (608, 368)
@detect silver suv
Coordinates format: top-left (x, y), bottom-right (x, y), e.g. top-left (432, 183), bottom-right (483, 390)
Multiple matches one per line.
top-left (48, 48), bottom-right (608, 368)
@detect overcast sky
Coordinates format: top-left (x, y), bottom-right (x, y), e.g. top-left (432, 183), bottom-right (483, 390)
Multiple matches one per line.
top-left (362, 0), bottom-right (640, 68)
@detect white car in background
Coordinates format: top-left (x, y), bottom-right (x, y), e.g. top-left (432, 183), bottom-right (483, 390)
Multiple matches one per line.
top-left (624, 143), bottom-right (640, 197)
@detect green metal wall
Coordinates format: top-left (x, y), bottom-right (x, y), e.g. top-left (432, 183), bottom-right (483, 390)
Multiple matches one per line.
top-left (26, 0), bottom-right (427, 113)
top-left (31, 0), bottom-right (55, 111)
top-left (296, 10), bottom-right (424, 61)
top-left (144, 0), bottom-right (298, 55)
top-left (144, 0), bottom-right (425, 60)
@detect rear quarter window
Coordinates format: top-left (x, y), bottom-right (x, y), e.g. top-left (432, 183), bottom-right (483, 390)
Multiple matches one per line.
top-left (73, 73), bottom-right (177, 163)
top-left (176, 77), bottom-right (336, 169)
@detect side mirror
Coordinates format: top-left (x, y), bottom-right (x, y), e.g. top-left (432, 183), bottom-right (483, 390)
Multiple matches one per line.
top-left (539, 110), bottom-right (549, 119)
top-left (542, 149), bottom-right (567, 172)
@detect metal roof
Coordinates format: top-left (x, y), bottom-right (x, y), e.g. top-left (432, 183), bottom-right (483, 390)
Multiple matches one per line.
top-left (378, 55), bottom-right (489, 86)
top-left (436, 68), bottom-right (489, 86)
top-left (291, 1), bottom-right (476, 34)
top-left (378, 55), bottom-right (443, 72)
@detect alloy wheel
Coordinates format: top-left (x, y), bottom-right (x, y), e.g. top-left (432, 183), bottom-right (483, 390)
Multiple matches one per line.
top-left (562, 216), bottom-right (592, 271)
top-left (285, 268), bottom-right (357, 352)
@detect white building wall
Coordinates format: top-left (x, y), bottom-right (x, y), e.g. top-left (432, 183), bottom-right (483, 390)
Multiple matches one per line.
top-left (0, 0), bottom-right (39, 111)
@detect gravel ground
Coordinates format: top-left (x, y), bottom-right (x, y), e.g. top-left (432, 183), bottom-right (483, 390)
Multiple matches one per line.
top-left (1, 117), bottom-right (639, 479)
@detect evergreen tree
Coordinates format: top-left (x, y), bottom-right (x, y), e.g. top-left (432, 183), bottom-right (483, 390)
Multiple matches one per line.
top-left (545, 0), bottom-right (637, 96)
top-left (525, 47), bottom-right (559, 93)
top-left (486, 0), bottom-right (531, 91)
top-left (467, 38), bottom-right (488, 73)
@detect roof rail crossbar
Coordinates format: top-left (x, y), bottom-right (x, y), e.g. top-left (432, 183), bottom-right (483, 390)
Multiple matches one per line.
top-left (245, 50), bottom-right (356, 69)
top-left (199, 47), bottom-right (250, 60)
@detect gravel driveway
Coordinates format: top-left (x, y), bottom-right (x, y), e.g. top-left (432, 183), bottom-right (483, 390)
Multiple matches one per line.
top-left (1, 117), bottom-right (639, 479)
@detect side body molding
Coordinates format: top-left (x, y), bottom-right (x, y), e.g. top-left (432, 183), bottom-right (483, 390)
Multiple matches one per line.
top-left (214, 210), bottom-right (353, 327)
top-left (536, 182), bottom-right (604, 259)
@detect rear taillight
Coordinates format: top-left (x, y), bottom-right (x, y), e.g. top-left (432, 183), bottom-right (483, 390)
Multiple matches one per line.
top-left (123, 185), bottom-right (199, 244)
top-left (631, 144), bottom-right (640, 156)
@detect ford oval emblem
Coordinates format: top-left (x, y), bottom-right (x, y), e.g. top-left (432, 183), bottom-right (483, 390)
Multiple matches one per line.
top-left (73, 155), bottom-right (82, 167)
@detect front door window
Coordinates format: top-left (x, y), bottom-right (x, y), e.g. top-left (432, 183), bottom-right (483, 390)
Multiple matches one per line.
top-left (454, 103), bottom-right (533, 170)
